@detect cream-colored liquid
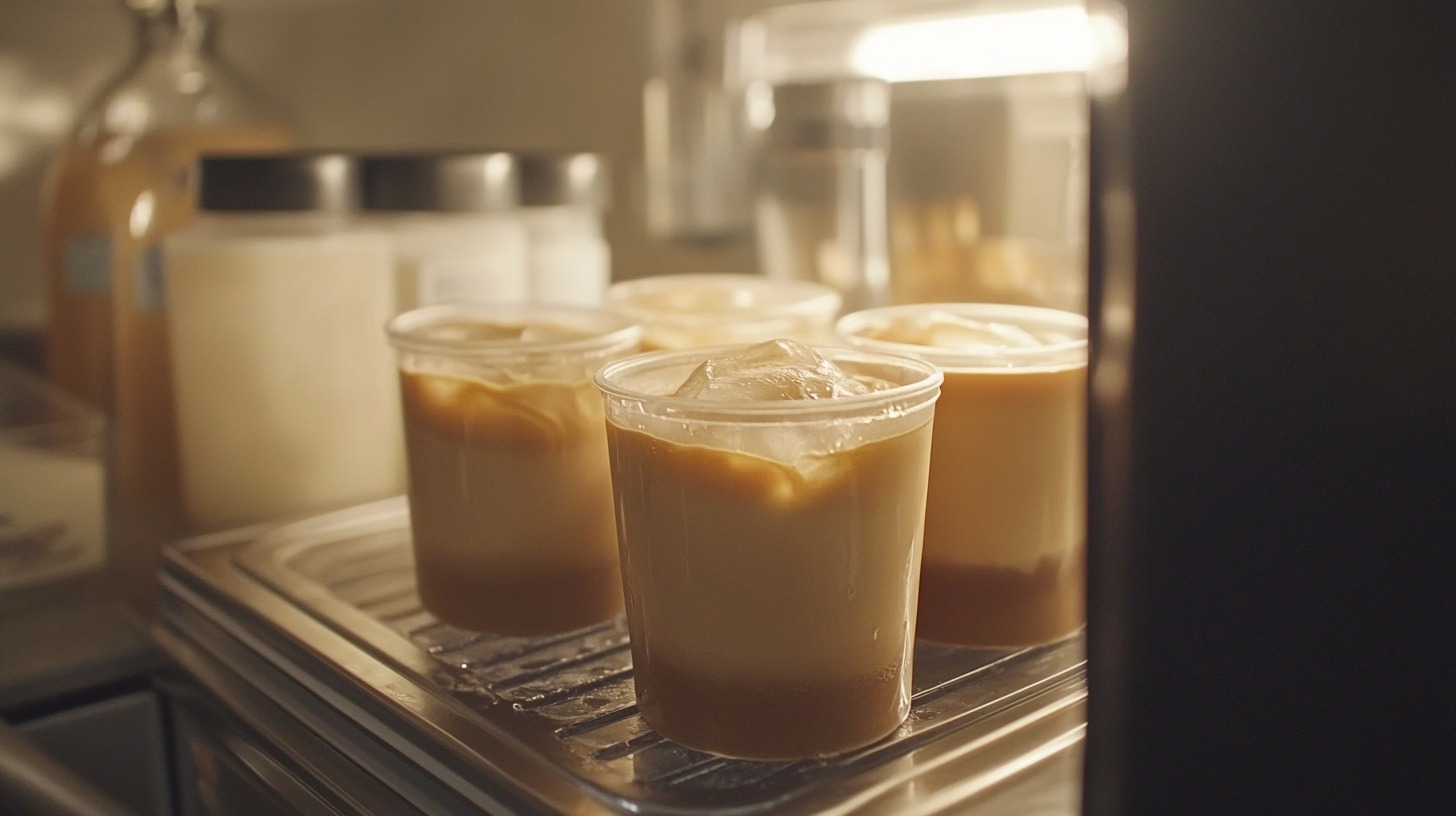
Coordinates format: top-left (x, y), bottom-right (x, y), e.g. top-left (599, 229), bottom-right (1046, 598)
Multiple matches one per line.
top-left (916, 365), bottom-right (1086, 646)
top-left (42, 124), bottom-right (292, 619)
top-left (401, 370), bottom-right (623, 635)
top-left (605, 419), bottom-right (933, 759)
top-left (164, 228), bottom-right (401, 531)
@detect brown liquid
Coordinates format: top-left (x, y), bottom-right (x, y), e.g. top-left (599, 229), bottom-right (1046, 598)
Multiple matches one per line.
top-left (605, 419), bottom-right (933, 759)
top-left (636, 659), bottom-right (906, 761)
top-left (917, 365), bottom-right (1086, 646)
top-left (44, 126), bottom-right (291, 408)
top-left (401, 369), bottom-right (623, 635)
top-left (916, 550), bottom-right (1085, 647)
top-left (43, 125), bottom-right (292, 621)
top-left (414, 555), bottom-right (623, 636)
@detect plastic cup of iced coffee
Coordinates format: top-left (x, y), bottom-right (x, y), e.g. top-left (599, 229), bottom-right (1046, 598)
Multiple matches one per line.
top-left (604, 272), bottom-right (842, 350)
top-left (595, 338), bottom-right (942, 760)
top-left (836, 303), bottom-right (1088, 648)
top-left (386, 303), bottom-right (641, 635)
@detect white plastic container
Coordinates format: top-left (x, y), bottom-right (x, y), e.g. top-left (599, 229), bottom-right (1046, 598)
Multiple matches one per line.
top-left (360, 152), bottom-right (530, 311)
top-left (517, 153), bottom-right (612, 307)
top-left (163, 153), bottom-right (404, 530)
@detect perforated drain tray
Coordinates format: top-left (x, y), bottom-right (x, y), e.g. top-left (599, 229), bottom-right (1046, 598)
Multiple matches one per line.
top-left (157, 497), bottom-right (1085, 816)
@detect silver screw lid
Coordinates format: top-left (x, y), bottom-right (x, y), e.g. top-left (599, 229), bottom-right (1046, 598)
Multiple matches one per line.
top-left (516, 152), bottom-right (609, 209)
top-left (196, 152), bottom-right (359, 213)
top-left (360, 152), bottom-right (519, 212)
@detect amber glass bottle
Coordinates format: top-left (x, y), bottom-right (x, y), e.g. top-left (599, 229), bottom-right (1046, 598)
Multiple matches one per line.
top-left (41, 0), bottom-right (292, 620)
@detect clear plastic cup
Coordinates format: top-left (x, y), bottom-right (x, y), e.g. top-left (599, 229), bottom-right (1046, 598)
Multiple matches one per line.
top-left (604, 272), bottom-right (842, 350)
top-left (385, 303), bottom-right (640, 635)
top-left (595, 340), bottom-right (942, 760)
top-left (836, 303), bottom-right (1088, 647)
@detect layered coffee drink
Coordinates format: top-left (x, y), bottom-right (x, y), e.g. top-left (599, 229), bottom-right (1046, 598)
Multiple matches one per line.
top-left (838, 304), bottom-right (1087, 647)
top-left (388, 306), bottom-right (640, 635)
top-left (605, 273), bottom-right (842, 350)
top-left (597, 340), bottom-right (942, 760)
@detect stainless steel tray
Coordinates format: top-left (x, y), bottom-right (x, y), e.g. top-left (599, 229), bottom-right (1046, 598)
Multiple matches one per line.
top-left (157, 497), bottom-right (1086, 815)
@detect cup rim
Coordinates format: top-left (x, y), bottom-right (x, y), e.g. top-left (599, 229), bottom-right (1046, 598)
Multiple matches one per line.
top-left (605, 273), bottom-right (844, 322)
top-left (594, 342), bottom-right (943, 421)
top-left (385, 302), bottom-right (641, 356)
top-left (835, 302), bottom-right (1088, 371)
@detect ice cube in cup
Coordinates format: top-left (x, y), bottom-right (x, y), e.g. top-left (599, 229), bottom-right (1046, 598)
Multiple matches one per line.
top-left (596, 339), bottom-right (942, 760)
top-left (672, 338), bottom-right (874, 401)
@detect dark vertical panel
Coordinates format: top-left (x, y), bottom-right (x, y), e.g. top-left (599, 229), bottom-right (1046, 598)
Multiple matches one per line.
top-left (1085, 1), bottom-right (1456, 813)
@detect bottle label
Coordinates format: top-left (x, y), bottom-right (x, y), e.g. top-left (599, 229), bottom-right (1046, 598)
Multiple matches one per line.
top-left (64, 233), bottom-right (113, 296)
top-left (418, 254), bottom-right (528, 305)
top-left (133, 245), bottom-right (167, 313)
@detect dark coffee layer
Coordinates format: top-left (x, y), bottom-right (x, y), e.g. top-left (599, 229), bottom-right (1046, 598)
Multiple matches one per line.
top-left (415, 555), bottom-right (623, 636)
top-left (916, 550), bottom-right (1084, 648)
top-left (635, 659), bottom-right (907, 761)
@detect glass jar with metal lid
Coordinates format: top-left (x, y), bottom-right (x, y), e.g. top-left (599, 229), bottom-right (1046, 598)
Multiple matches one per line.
top-left (161, 152), bottom-right (403, 534)
top-left (360, 152), bottom-right (530, 311)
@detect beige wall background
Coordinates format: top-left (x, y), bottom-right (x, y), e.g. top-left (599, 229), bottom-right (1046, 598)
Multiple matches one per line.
top-left (0, 0), bottom-right (755, 329)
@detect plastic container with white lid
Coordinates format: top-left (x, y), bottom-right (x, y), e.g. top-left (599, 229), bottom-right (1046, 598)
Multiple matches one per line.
top-left (360, 152), bottom-right (530, 310)
top-left (517, 152), bottom-right (612, 307)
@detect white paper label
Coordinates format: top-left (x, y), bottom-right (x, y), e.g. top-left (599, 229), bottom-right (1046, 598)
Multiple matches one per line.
top-left (64, 232), bottom-right (113, 296)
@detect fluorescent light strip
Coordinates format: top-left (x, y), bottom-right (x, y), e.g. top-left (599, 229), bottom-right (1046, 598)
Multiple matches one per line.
top-left (850, 6), bottom-right (1095, 82)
